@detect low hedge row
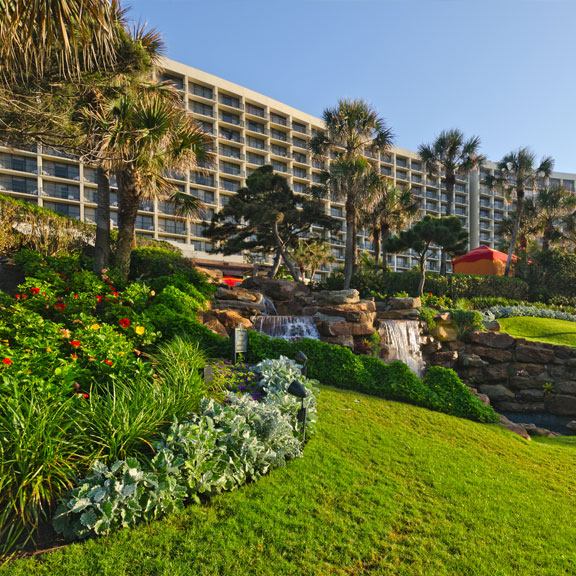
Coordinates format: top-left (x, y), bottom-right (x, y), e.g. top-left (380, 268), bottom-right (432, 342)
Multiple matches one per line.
top-left (245, 331), bottom-right (498, 423)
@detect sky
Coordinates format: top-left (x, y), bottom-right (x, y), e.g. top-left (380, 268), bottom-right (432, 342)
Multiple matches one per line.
top-left (126, 0), bottom-right (576, 172)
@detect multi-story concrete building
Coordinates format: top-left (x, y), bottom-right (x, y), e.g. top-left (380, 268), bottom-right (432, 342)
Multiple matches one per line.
top-left (1, 57), bottom-right (575, 277)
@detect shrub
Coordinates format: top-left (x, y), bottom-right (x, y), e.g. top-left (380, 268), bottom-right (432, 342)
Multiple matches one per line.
top-left (485, 305), bottom-right (576, 323)
top-left (450, 309), bottom-right (484, 337)
top-left (418, 307), bottom-right (437, 332)
top-left (447, 274), bottom-right (529, 301)
top-left (245, 331), bottom-right (498, 424)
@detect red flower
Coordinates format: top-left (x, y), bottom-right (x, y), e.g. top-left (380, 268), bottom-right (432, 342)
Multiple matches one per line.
top-left (69, 341), bottom-right (81, 347)
top-left (73, 294), bottom-right (79, 299)
top-left (105, 359), bottom-right (113, 366)
top-left (30, 287), bottom-right (40, 295)
top-left (54, 303), bottom-right (66, 311)
top-left (112, 292), bottom-right (119, 297)
top-left (2, 358), bottom-right (12, 365)
top-left (96, 295), bottom-right (102, 302)
top-left (119, 318), bottom-right (130, 328)
top-left (15, 294), bottom-right (21, 299)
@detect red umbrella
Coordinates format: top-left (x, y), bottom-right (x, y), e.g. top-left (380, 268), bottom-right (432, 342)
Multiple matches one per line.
top-left (221, 276), bottom-right (243, 287)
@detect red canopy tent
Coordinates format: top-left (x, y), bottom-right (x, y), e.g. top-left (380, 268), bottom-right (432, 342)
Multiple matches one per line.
top-left (452, 245), bottom-right (517, 276)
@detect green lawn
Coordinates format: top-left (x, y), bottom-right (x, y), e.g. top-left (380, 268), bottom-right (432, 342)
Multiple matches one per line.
top-left (498, 316), bottom-right (576, 347)
top-left (3, 387), bottom-right (576, 576)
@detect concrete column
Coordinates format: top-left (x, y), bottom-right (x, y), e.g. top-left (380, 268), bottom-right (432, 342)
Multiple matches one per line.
top-left (469, 168), bottom-right (480, 249)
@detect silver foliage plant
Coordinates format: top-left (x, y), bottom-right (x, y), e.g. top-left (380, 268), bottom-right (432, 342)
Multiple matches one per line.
top-left (53, 356), bottom-right (318, 540)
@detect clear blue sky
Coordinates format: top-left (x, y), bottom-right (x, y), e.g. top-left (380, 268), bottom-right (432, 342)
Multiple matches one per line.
top-left (127, 0), bottom-right (576, 172)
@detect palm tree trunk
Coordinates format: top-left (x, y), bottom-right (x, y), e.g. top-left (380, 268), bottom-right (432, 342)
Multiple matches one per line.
top-left (418, 253), bottom-right (427, 296)
top-left (381, 224), bottom-right (390, 269)
top-left (542, 221), bottom-right (553, 252)
top-left (115, 170), bottom-right (141, 280)
top-left (440, 175), bottom-right (455, 277)
top-left (343, 198), bottom-right (357, 290)
top-left (373, 225), bottom-right (381, 265)
top-left (93, 165), bottom-right (111, 275)
top-left (505, 190), bottom-right (524, 277)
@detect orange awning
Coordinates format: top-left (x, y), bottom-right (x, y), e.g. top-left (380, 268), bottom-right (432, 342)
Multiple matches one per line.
top-left (452, 246), bottom-right (516, 276)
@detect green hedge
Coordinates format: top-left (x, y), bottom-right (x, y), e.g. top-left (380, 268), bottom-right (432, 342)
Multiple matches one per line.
top-left (245, 331), bottom-right (498, 423)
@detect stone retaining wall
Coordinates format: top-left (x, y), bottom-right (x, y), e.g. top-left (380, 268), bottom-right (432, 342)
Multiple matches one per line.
top-left (433, 331), bottom-right (576, 416)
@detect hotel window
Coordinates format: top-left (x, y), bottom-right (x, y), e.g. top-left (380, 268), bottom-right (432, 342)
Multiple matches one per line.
top-left (292, 121), bottom-right (307, 134)
top-left (272, 160), bottom-right (287, 173)
top-left (271, 144), bottom-right (288, 157)
top-left (247, 136), bottom-right (265, 150)
top-left (158, 217), bottom-right (186, 235)
top-left (190, 83), bottom-right (213, 99)
top-left (220, 161), bottom-right (241, 176)
top-left (270, 112), bottom-right (287, 126)
top-left (246, 103), bottom-right (265, 117)
top-left (135, 215), bottom-right (154, 230)
top-left (220, 144), bottom-right (241, 159)
top-left (270, 128), bottom-right (287, 141)
top-left (221, 179), bottom-right (240, 192)
top-left (200, 121), bottom-right (214, 134)
top-left (293, 152), bottom-right (307, 163)
top-left (247, 120), bottom-right (265, 134)
top-left (190, 101), bottom-right (213, 117)
top-left (219, 127), bottom-right (241, 142)
top-left (294, 167), bottom-right (307, 179)
top-left (193, 172), bottom-right (215, 187)
top-left (220, 111), bottom-right (241, 125)
top-left (160, 74), bottom-right (183, 90)
top-left (44, 202), bottom-right (80, 219)
top-left (219, 94), bottom-right (241, 108)
top-left (247, 153), bottom-right (265, 166)
top-left (293, 137), bottom-right (307, 149)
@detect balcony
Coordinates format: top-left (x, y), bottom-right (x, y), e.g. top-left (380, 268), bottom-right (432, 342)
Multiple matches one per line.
top-left (270, 129), bottom-right (288, 142)
top-left (220, 162), bottom-right (243, 177)
top-left (292, 122), bottom-right (307, 134)
top-left (219, 113), bottom-right (242, 126)
top-left (0, 154), bottom-right (37, 173)
top-left (219, 129), bottom-right (242, 143)
top-left (270, 113), bottom-right (287, 126)
top-left (246, 122), bottom-right (266, 135)
top-left (219, 94), bottom-right (242, 109)
top-left (245, 104), bottom-right (266, 118)
top-left (190, 83), bottom-right (213, 100)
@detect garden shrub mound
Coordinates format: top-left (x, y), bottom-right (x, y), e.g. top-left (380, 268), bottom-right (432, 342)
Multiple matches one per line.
top-left (246, 331), bottom-right (497, 424)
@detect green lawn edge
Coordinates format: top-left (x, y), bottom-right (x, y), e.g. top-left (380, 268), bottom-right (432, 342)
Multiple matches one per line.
top-left (498, 316), bottom-right (576, 348)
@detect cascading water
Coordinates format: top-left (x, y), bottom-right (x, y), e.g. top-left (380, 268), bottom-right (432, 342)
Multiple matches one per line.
top-left (378, 320), bottom-right (425, 376)
top-left (253, 316), bottom-right (320, 342)
top-left (260, 294), bottom-right (278, 316)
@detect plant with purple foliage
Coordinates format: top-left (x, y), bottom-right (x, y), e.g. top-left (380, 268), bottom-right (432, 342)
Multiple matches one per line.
top-left (209, 360), bottom-right (261, 400)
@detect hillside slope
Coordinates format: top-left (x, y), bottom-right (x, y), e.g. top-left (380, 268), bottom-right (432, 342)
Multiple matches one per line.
top-left (3, 387), bottom-right (576, 576)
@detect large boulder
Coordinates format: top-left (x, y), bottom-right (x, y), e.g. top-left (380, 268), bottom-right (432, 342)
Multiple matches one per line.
top-left (388, 297), bottom-right (421, 310)
top-left (215, 286), bottom-right (263, 303)
top-left (478, 384), bottom-right (515, 402)
top-left (467, 331), bottom-right (515, 349)
top-left (515, 344), bottom-right (555, 364)
top-left (241, 277), bottom-right (310, 302)
top-left (213, 309), bottom-right (254, 331)
top-left (545, 394), bottom-right (576, 416)
top-left (315, 289), bottom-right (360, 306)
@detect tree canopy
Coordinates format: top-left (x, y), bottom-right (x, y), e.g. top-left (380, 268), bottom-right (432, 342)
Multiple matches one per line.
top-left (203, 165), bottom-right (339, 281)
top-left (386, 215), bottom-right (468, 295)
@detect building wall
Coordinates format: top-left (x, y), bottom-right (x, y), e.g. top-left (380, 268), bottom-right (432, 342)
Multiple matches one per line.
top-left (1, 56), bottom-right (575, 277)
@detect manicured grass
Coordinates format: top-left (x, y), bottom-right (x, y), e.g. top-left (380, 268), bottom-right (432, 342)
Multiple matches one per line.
top-left (3, 386), bottom-right (576, 575)
top-left (498, 316), bottom-right (576, 347)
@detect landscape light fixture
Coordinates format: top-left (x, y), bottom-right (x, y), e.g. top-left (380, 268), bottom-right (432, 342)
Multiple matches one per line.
top-left (288, 379), bottom-right (308, 443)
top-left (295, 350), bottom-right (308, 377)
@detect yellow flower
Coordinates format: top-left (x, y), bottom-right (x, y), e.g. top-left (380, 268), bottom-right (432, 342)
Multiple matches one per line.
top-left (90, 323), bottom-right (100, 331)
top-left (46, 348), bottom-right (51, 353)
top-left (135, 326), bottom-right (145, 335)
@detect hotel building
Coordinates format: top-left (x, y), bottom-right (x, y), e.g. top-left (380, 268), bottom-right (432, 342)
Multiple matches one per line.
top-left (1, 57), bottom-right (575, 277)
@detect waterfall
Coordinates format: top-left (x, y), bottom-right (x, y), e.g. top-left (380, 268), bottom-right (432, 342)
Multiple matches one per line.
top-left (260, 294), bottom-right (278, 316)
top-left (253, 316), bottom-right (320, 341)
top-left (378, 320), bottom-right (425, 376)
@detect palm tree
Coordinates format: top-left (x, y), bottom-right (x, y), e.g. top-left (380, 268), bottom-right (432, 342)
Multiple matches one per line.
top-left (360, 181), bottom-right (420, 267)
top-left (418, 129), bottom-right (485, 276)
top-left (534, 185), bottom-right (576, 251)
top-left (310, 99), bottom-right (394, 289)
top-left (0, 0), bottom-right (122, 83)
top-left (486, 147), bottom-right (554, 276)
top-left (290, 238), bottom-right (335, 283)
top-left (96, 86), bottom-right (213, 279)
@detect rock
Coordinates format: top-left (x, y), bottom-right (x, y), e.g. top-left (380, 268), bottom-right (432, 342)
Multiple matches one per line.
top-left (566, 421), bottom-right (576, 431)
top-left (214, 309), bottom-right (254, 331)
top-left (521, 425), bottom-right (557, 438)
top-left (422, 341), bottom-right (442, 356)
top-left (509, 363), bottom-right (546, 377)
top-left (434, 312), bottom-right (451, 322)
top-left (497, 401), bottom-right (546, 413)
top-left (478, 384), bottom-right (515, 402)
top-left (482, 364), bottom-right (510, 382)
top-left (482, 320), bottom-right (501, 332)
top-left (215, 286), bottom-right (263, 303)
top-left (517, 389), bottom-right (546, 402)
top-left (377, 309), bottom-right (420, 320)
top-left (467, 345), bottom-right (513, 363)
top-left (459, 353), bottom-right (488, 368)
top-left (475, 393), bottom-right (491, 406)
top-left (515, 344), bottom-right (555, 364)
top-left (316, 289), bottom-right (360, 305)
top-left (556, 381), bottom-right (576, 395)
top-left (241, 277), bottom-right (310, 302)
top-left (467, 331), bottom-right (515, 349)
top-left (433, 324), bottom-right (459, 342)
top-left (388, 297), bottom-right (421, 310)
top-left (545, 394), bottom-right (576, 416)
top-left (203, 316), bottom-right (230, 338)
top-left (322, 335), bottom-right (354, 349)
top-left (499, 415), bottom-right (531, 440)
top-left (554, 346), bottom-right (576, 360)
top-left (316, 304), bottom-right (375, 323)
top-left (432, 350), bottom-right (458, 367)
top-left (213, 299), bottom-right (266, 314)
top-left (329, 321), bottom-right (375, 337)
